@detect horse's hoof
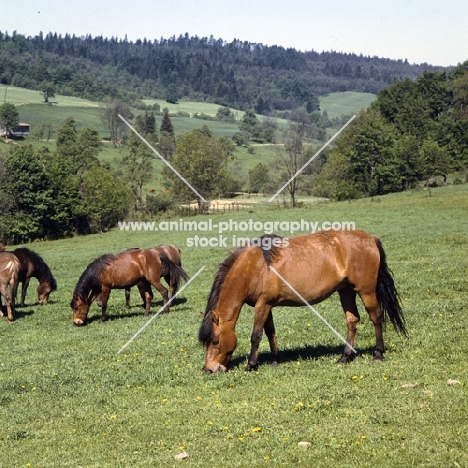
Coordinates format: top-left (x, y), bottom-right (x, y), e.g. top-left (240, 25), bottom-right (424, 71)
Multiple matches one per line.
top-left (244, 363), bottom-right (258, 372)
top-left (337, 356), bottom-right (351, 364)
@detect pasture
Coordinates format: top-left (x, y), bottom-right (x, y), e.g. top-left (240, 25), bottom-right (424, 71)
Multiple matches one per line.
top-left (1, 184), bottom-right (467, 467)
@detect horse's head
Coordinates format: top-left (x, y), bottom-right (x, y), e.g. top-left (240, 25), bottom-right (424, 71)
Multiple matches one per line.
top-left (71, 293), bottom-right (89, 326)
top-left (37, 279), bottom-right (57, 305)
top-left (199, 310), bottom-right (238, 373)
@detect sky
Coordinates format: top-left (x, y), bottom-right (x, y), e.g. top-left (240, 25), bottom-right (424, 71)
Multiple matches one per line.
top-left (2, 0), bottom-right (467, 67)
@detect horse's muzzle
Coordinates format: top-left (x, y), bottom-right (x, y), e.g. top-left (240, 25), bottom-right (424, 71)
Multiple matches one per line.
top-left (204, 363), bottom-right (227, 373)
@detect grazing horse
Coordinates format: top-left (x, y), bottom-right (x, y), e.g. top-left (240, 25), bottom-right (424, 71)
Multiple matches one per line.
top-left (198, 230), bottom-right (407, 373)
top-left (71, 248), bottom-right (189, 325)
top-left (12, 248), bottom-right (57, 306)
top-left (0, 252), bottom-right (20, 322)
top-left (123, 244), bottom-right (182, 307)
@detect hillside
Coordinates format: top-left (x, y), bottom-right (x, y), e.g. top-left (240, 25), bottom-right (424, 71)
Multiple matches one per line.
top-left (0, 31), bottom-right (444, 115)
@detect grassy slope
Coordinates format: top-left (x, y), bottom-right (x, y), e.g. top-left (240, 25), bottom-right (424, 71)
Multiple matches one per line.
top-left (0, 184), bottom-right (467, 467)
top-left (319, 91), bottom-right (376, 119)
top-left (1, 86), bottom-right (376, 194)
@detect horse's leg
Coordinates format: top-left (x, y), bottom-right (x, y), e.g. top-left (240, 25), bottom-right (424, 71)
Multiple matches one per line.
top-left (338, 286), bottom-right (360, 364)
top-left (137, 282), bottom-right (149, 306)
top-left (0, 286), bottom-right (15, 322)
top-left (163, 274), bottom-right (176, 299)
top-left (125, 288), bottom-right (131, 308)
top-left (149, 279), bottom-right (169, 313)
top-left (359, 292), bottom-right (384, 362)
top-left (20, 278), bottom-right (30, 307)
top-left (140, 280), bottom-right (154, 316)
top-left (99, 287), bottom-right (111, 322)
top-left (245, 303), bottom-right (272, 371)
top-left (263, 310), bottom-right (279, 365)
top-left (0, 287), bottom-right (5, 317)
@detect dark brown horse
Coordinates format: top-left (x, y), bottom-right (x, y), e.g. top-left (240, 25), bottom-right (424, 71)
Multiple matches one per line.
top-left (12, 248), bottom-right (57, 306)
top-left (0, 252), bottom-right (20, 322)
top-left (123, 244), bottom-right (182, 307)
top-left (199, 230), bottom-right (407, 373)
top-left (71, 248), bottom-right (189, 325)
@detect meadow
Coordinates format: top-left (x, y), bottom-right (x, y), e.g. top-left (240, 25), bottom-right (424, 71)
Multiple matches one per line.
top-left (1, 183), bottom-right (467, 467)
top-left (1, 85), bottom-right (376, 194)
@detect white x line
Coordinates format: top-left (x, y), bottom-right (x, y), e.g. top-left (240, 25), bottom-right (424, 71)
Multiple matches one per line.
top-left (269, 114), bottom-right (356, 202)
top-left (269, 266), bottom-right (357, 353)
top-left (118, 114), bottom-right (208, 202)
top-left (117, 266), bottom-right (206, 354)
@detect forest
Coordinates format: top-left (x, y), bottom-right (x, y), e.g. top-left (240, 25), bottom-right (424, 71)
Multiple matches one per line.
top-left (0, 31), bottom-right (446, 114)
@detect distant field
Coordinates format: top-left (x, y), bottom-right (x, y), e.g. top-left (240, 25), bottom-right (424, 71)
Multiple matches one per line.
top-left (1, 86), bottom-right (376, 193)
top-left (319, 91), bottom-right (376, 119)
top-left (1, 85), bottom-right (99, 108)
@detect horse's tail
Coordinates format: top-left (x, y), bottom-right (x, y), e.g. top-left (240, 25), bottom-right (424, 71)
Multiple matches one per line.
top-left (159, 253), bottom-right (189, 290)
top-left (375, 238), bottom-right (408, 337)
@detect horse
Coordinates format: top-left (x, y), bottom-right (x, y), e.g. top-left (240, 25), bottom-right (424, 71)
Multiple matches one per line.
top-left (0, 252), bottom-right (20, 322)
top-left (198, 230), bottom-right (407, 373)
top-left (12, 248), bottom-right (57, 306)
top-left (123, 244), bottom-right (182, 307)
top-left (71, 248), bottom-right (189, 325)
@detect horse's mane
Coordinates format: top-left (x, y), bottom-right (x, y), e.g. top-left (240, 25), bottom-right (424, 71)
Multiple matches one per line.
top-left (13, 248), bottom-right (57, 290)
top-left (255, 234), bottom-right (282, 264)
top-left (72, 254), bottom-right (115, 301)
top-left (198, 234), bottom-right (283, 347)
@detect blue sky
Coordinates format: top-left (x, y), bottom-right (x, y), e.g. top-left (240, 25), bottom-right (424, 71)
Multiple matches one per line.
top-left (2, 0), bottom-right (467, 67)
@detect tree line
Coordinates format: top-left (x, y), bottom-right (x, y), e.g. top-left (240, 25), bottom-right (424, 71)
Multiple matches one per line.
top-left (0, 31), bottom-right (445, 115)
top-left (313, 63), bottom-right (468, 199)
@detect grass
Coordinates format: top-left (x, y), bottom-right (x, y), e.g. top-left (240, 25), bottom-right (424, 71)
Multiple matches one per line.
top-left (319, 92), bottom-right (376, 119)
top-left (1, 184), bottom-right (467, 467)
top-left (1, 86), bottom-right (376, 192)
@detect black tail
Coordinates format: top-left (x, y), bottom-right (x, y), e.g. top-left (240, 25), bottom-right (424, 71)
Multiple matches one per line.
top-left (159, 253), bottom-right (189, 290)
top-left (375, 239), bottom-right (408, 337)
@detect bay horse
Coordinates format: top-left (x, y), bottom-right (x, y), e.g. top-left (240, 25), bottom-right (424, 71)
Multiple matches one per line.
top-left (123, 244), bottom-right (182, 307)
top-left (12, 248), bottom-right (57, 306)
top-left (198, 230), bottom-right (407, 373)
top-left (71, 248), bottom-right (189, 325)
top-left (0, 252), bottom-right (20, 322)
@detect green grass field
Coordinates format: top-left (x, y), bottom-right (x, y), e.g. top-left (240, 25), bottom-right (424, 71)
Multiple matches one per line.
top-left (319, 92), bottom-right (376, 119)
top-left (1, 184), bottom-right (467, 467)
top-left (1, 86), bottom-right (376, 193)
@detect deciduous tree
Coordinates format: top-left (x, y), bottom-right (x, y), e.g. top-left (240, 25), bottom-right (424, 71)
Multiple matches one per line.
top-left (0, 103), bottom-right (20, 136)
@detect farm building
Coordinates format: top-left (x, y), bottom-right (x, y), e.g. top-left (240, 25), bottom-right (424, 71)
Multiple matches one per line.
top-left (0, 122), bottom-right (30, 137)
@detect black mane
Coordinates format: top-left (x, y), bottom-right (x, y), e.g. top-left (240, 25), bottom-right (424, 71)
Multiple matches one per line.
top-left (72, 254), bottom-right (115, 302)
top-left (198, 234), bottom-right (284, 347)
top-left (253, 234), bottom-right (283, 265)
top-left (13, 248), bottom-right (57, 290)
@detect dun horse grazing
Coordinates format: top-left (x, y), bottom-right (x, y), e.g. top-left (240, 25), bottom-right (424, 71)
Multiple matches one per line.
top-left (123, 244), bottom-right (182, 307)
top-left (0, 252), bottom-right (20, 322)
top-left (199, 230), bottom-right (407, 373)
top-left (12, 248), bottom-right (57, 306)
top-left (71, 248), bottom-right (189, 325)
